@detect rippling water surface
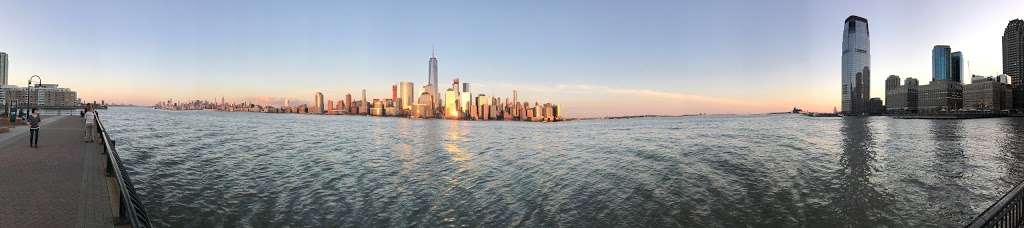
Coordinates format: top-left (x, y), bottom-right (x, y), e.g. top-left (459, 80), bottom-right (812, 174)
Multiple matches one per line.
top-left (101, 107), bottom-right (1024, 227)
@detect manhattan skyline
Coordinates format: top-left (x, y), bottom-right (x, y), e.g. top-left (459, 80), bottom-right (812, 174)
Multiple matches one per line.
top-left (1, 0), bottom-right (1023, 117)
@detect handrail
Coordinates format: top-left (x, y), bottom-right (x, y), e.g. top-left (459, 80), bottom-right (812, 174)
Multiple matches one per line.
top-left (966, 180), bottom-right (1024, 228)
top-left (96, 113), bottom-right (154, 228)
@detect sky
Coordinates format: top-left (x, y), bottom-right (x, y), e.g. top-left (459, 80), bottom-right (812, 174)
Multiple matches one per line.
top-left (1, 0), bottom-right (1022, 117)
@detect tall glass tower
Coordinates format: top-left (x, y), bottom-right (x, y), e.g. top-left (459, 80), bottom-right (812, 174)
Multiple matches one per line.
top-left (951, 51), bottom-right (963, 83)
top-left (932, 45), bottom-right (951, 81)
top-left (428, 49), bottom-right (439, 113)
top-left (842, 15), bottom-right (870, 115)
top-left (1005, 19), bottom-right (1024, 109)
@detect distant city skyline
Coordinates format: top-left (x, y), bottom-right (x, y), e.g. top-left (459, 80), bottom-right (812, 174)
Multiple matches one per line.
top-left (1, 0), bottom-right (1023, 117)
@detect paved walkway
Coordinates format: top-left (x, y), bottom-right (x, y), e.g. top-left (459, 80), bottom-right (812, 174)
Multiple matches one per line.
top-left (0, 116), bottom-right (115, 228)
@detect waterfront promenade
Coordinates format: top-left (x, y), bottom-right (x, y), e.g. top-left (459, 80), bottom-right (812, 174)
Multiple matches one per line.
top-left (0, 116), bottom-right (115, 228)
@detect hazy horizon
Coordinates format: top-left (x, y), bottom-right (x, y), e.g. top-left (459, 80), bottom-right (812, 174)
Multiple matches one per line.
top-left (2, 0), bottom-right (1022, 118)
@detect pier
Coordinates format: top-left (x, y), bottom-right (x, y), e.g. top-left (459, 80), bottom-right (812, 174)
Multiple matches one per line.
top-left (0, 114), bottom-right (151, 227)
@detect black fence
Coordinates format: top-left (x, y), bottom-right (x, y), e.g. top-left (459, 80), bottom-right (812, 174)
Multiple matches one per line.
top-left (966, 180), bottom-right (1024, 228)
top-left (96, 113), bottom-right (154, 227)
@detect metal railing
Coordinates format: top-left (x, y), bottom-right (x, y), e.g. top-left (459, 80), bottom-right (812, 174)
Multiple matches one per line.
top-left (96, 113), bottom-right (154, 228)
top-left (966, 180), bottom-right (1024, 228)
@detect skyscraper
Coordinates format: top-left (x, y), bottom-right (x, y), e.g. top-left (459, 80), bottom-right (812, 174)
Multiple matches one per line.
top-left (841, 15), bottom-right (871, 115)
top-left (0, 52), bottom-right (7, 86)
top-left (361, 89), bottom-right (368, 114)
top-left (951, 51), bottom-right (963, 83)
top-left (314, 92), bottom-right (324, 114)
top-left (1005, 19), bottom-right (1024, 109)
top-left (460, 82), bottom-right (472, 116)
top-left (933, 45), bottom-right (952, 81)
top-left (392, 84), bottom-right (398, 103)
top-left (428, 49), bottom-right (439, 114)
top-left (399, 81), bottom-right (414, 111)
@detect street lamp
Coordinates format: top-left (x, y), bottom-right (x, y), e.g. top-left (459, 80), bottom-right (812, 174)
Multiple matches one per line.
top-left (25, 75), bottom-right (41, 116)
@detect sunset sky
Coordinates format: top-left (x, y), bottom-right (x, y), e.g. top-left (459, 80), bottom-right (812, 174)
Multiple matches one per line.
top-left (1, 0), bottom-right (1022, 117)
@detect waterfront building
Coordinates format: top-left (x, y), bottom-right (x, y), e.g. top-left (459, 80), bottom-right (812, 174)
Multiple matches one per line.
top-left (399, 81), bottom-right (414, 112)
top-left (964, 76), bottom-right (1011, 111)
top-left (933, 45), bottom-right (952, 81)
top-left (885, 75), bottom-right (900, 104)
top-left (412, 90), bottom-right (434, 118)
top-left (370, 99), bottom-right (385, 116)
top-left (885, 75), bottom-right (903, 112)
top-left (886, 77), bottom-right (919, 113)
top-left (867, 98), bottom-right (884, 115)
top-left (444, 88), bottom-right (460, 119)
top-left (0, 52), bottom-right (7, 86)
top-left (841, 15), bottom-right (871, 115)
top-left (1005, 19), bottom-right (1024, 109)
top-left (327, 100), bottom-right (334, 112)
top-left (918, 80), bottom-right (963, 112)
top-left (2, 84), bottom-right (80, 108)
top-left (314, 92), bottom-right (324, 114)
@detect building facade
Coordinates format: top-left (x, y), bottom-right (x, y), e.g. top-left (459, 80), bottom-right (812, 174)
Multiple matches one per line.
top-left (964, 76), bottom-right (1010, 111)
top-left (1, 84), bottom-right (79, 108)
top-left (933, 45), bottom-right (952, 81)
top-left (399, 81), bottom-right (414, 112)
top-left (0, 52), bottom-right (7, 86)
top-left (1005, 19), bottom-right (1024, 109)
top-left (952, 51), bottom-right (964, 83)
top-left (918, 80), bottom-right (963, 112)
top-left (842, 15), bottom-right (871, 115)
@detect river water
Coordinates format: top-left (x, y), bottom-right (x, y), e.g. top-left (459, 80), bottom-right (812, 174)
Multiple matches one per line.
top-left (100, 107), bottom-right (1024, 227)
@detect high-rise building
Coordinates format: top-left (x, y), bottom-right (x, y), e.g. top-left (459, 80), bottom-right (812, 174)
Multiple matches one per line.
top-left (951, 51), bottom-right (963, 83)
top-left (1005, 19), bottom-right (1024, 109)
top-left (361, 89), bottom-right (368, 114)
top-left (399, 81), bottom-right (414, 112)
top-left (444, 88), bottom-right (460, 119)
top-left (345, 93), bottom-right (353, 113)
top-left (933, 45), bottom-right (952, 81)
top-left (0, 52), bottom-right (7, 86)
top-left (428, 49), bottom-right (439, 114)
top-left (460, 82), bottom-right (472, 116)
top-left (392, 84), bottom-right (398, 103)
top-left (885, 75), bottom-right (900, 110)
top-left (314, 92), bottom-right (324, 114)
top-left (842, 15), bottom-right (871, 115)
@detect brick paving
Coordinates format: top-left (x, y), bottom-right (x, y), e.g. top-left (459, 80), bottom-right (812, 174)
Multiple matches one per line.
top-left (0, 116), bottom-right (114, 228)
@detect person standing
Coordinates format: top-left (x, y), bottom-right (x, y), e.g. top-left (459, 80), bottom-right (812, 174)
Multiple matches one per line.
top-left (84, 106), bottom-right (96, 143)
top-left (27, 108), bottom-right (41, 148)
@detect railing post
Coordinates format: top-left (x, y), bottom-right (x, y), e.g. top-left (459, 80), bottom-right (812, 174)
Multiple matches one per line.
top-left (106, 140), bottom-right (115, 177)
top-left (116, 194), bottom-right (128, 225)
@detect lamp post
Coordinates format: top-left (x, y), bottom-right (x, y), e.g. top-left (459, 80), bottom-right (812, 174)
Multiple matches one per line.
top-left (26, 75), bottom-right (41, 116)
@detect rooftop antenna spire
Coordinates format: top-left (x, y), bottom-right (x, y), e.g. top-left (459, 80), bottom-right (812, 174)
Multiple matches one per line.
top-left (432, 45), bottom-right (436, 58)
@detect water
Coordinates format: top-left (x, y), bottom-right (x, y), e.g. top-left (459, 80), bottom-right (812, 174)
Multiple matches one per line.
top-left (100, 107), bottom-right (1024, 227)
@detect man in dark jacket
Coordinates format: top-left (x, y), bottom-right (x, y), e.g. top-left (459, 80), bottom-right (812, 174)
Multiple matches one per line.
top-left (27, 108), bottom-right (40, 148)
